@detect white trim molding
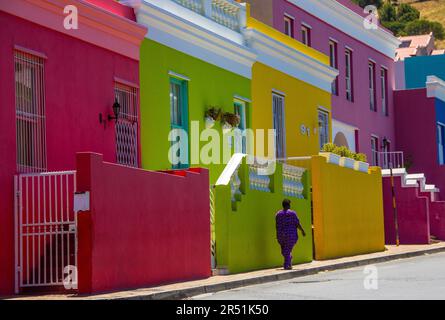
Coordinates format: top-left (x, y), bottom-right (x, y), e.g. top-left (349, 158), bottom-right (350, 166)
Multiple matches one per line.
top-left (2, 0), bottom-right (147, 60)
top-left (244, 28), bottom-right (339, 93)
top-left (332, 119), bottom-right (358, 152)
top-left (286, 0), bottom-right (401, 58)
top-left (136, 0), bottom-right (256, 79)
top-left (426, 76), bottom-right (445, 102)
top-left (168, 71), bottom-right (191, 81)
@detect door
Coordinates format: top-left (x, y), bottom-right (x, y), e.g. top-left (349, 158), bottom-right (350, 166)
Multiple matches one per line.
top-left (170, 78), bottom-right (189, 169)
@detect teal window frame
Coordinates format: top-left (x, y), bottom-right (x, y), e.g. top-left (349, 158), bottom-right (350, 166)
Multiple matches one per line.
top-left (234, 100), bottom-right (248, 154)
top-left (438, 122), bottom-right (445, 165)
top-left (169, 77), bottom-right (189, 169)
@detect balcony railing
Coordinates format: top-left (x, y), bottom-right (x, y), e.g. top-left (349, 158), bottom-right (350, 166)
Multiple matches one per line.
top-left (172, 0), bottom-right (246, 31)
top-left (372, 151), bottom-right (404, 169)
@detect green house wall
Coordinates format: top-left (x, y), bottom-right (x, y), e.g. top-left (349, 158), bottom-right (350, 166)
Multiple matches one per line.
top-left (215, 161), bottom-right (313, 273)
top-left (140, 39), bottom-right (251, 184)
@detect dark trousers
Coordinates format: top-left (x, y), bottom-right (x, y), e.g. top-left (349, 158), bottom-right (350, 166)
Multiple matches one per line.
top-left (279, 241), bottom-right (296, 269)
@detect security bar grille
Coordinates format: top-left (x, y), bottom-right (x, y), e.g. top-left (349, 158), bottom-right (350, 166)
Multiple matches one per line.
top-left (272, 93), bottom-right (286, 160)
top-left (14, 50), bottom-right (47, 173)
top-left (115, 83), bottom-right (139, 168)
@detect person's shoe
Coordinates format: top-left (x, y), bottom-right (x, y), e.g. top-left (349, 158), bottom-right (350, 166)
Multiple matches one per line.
top-left (284, 266), bottom-right (293, 270)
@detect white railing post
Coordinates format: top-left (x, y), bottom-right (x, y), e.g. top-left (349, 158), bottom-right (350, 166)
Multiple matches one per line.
top-left (282, 164), bottom-right (306, 199)
top-left (249, 163), bottom-right (271, 192)
top-left (230, 166), bottom-right (242, 202)
top-left (238, 3), bottom-right (247, 30)
top-left (202, 0), bottom-right (212, 18)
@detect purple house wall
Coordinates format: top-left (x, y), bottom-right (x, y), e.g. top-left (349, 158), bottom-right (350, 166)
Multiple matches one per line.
top-left (394, 79), bottom-right (445, 198)
top-left (246, 0), bottom-right (400, 163)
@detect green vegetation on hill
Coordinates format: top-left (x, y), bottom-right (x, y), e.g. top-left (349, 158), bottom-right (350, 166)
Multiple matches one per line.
top-left (351, 0), bottom-right (445, 48)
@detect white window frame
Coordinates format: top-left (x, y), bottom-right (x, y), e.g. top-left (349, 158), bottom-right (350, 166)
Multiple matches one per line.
top-left (301, 24), bottom-right (311, 46)
top-left (371, 135), bottom-right (379, 166)
top-left (272, 92), bottom-right (286, 160)
top-left (284, 14), bottom-right (294, 38)
top-left (345, 49), bottom-right (353, 102)
top-left (329, 40), bottom-right (338, 95)
top-left (381, 67), bottom-right (388, 116)
top-left (318, 109), bottom-right (330, 150)
top-left (369, 61), bottom-right (376, 111)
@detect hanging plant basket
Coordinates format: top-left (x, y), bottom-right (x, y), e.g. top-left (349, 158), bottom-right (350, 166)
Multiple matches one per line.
top-left (222, 122), bottom-right (233, 134)
top-left (205, 117), bottom-right (215, 129)
top-left (204, 106), bottom-right (222, 129)
top-left (222, 112), bottom-right (241, 128)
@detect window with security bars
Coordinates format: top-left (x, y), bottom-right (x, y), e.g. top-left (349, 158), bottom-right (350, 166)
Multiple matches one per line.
top-left (115, 83), bottom-right (139, 167)
top-left (14, 50), bottom-right (47, 173)
top-left (318, 109), bottom-right (330, 150)
top-left (272, 93), bottom-right (286, 160)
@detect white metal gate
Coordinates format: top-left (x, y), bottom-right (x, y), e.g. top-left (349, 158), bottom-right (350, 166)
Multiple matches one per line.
top-left (14, 171), bottom-right (77, 293)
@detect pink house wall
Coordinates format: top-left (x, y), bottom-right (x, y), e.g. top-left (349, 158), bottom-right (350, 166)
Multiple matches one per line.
top-left (76, 153), bottom-right (211, 294)
top-left (430, 201), bottom-right (445, 241)
top-left (272, 1), bottom-right (396, 160)
top-left (394, 89), bottom-right (445, 197)
top-left (0, 9), bottom-right (141, 295)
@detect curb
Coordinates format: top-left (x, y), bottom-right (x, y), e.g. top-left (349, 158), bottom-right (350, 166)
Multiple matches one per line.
top-left (110, 246), bottom-right (445, 300)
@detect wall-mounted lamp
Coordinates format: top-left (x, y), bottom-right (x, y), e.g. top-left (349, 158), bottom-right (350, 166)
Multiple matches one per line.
top-left (109, 99), bottom-right (121, 122)
top-left (99, 99), bottom-right (121, 126)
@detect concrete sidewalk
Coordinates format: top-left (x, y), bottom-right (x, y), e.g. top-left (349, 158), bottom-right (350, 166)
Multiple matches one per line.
top-left (7, 242), bottom-right (445, 300)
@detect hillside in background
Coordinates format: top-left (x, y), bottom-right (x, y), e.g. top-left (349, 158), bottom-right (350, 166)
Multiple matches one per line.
top-left (400, 0), bottom-right (445, 48)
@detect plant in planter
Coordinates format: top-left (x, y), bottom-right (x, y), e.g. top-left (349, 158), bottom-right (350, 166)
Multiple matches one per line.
top-left (204, 107), bottom-right (222, 129)
top-left (320, 143), bottom-right (341, 165)
top-left (353, 153), bottom-right (369, 173)
top-left (337, 146), bottom-right (355, 169)
top-left (221, 112), bottom-right (241, 133)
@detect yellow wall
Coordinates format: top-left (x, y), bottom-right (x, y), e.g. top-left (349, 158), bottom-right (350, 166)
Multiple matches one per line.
top-left (251, 62), bottom-right (332, 158)
top-left (247, 18), bottom-right (329, 65)
top-left (311, 156), bottom-right (385, 260)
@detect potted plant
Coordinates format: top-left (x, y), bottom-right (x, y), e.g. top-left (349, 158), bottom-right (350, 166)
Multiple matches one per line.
top-left (353, 153), bottom-right (369, 173)
top-left (320, 143), bottom-right (341, 165)
top-left (338, 146), bottom-right (355, 169)
top-left (221, 112), bottom-right (240, 134)
top-left (205, 107), bottom-right (222, 129)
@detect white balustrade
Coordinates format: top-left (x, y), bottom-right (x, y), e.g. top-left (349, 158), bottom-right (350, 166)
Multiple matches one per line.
top-left (173, 0), bottom-right (245, 31)
top-left (282, 164), bottom-right (306, 199)
top-left (249, 164), bottom-right (271, 192)
top-left (230, 166), bottom-right (242, 201)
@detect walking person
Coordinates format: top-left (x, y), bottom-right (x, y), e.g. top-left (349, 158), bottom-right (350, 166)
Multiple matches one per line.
top-left (275, 199), bottom-right (306, 270)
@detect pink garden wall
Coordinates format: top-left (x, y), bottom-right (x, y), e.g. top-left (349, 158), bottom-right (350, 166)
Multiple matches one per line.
top-left (382, 176), bottom-right (430, 244)
top-left (76, 153), bottom-right (211, 294)
top-left (0, 2), bottom-right (145, 295)
top-left (271, 0), bottom-right (396, 160)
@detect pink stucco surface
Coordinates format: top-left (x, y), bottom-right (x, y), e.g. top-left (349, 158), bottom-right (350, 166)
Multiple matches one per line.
top-left (394, 89), bottom-right (445, 198)
top-left (272, 1), bottom-right (396, 161)
top-left (84, 0), bottom-right (137, 21)
top-left (76, 153), bottom-right (211, 294)
top-left (382, 177), bottom-right (430, 244)
top-left (0, 11), bottom-right (140, 295)
top-left (430, 201), bottom-right (445, 241)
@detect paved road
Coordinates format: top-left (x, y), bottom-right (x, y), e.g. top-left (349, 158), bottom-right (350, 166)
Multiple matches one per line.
top-left (193, 253), bottom-right (445, 300)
